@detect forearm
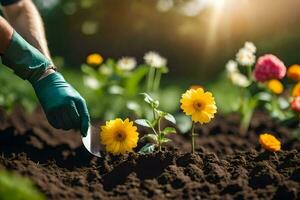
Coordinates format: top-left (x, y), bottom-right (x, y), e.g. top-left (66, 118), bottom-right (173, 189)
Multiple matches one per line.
top-left (0, 16), bottom-right (13, 54)
top-left (3, 0), bottom-right (51, 59)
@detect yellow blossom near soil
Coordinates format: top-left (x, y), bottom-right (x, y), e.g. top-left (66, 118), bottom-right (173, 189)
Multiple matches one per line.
top-left (292, 82), bottom-right (300, 97)
top-left (180, 88), bottom-right (217, 124)
top-left (100, 118), bottom-right (139, 155)
top-left (267, 79), bottom-right (283, 94)
top-left (259, 133), bottom-right (281, 152)
top-left (190, 85), bottom-right (203, 90)
top-left (86, 53), bottom-right (103, 65)
top-left (287, 64), bottom-right (300, 82)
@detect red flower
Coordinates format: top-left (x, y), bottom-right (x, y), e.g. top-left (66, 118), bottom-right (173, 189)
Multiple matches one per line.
top-left (254, 54), bottom-right (286, 82)
top-left (291, 97), bottom-right (300, 112)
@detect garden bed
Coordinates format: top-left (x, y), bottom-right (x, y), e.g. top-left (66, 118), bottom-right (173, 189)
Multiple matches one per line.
top-left (0, 107), bottom-right (299, 199)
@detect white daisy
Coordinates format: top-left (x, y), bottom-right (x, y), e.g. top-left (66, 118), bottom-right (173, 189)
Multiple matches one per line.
top-left (83, 76), bottom-right (100, 90)
top-left (117, 57), bottom-right (137, 71)
top-left (236, 48), bottom-right (256, 66)
top-left (244, 41), bottom-right (256, 54)
top-left (144, 51), bottom-right (167, 68)
top-left (229, 72), bottom-right (250, 87)
top-left (157, 0), bottom-right (174, 12)
top-left (226, 60), bottom-right (238, 74)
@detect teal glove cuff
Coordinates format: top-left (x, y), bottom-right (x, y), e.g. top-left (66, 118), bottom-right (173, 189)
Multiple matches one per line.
top-left (1, 31), bottom-right (52, 84)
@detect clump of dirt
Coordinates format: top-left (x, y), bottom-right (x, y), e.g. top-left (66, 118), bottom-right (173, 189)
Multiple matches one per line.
top-left (0, 107), bottom-right (299, 199)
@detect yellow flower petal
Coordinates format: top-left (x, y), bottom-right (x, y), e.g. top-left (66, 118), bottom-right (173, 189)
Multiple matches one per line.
top-left (100, 118), bottom-right (139, 155)
top-left (180, 88), bottom-right (217, 123)
top-left (259, 133), bottom-right (281, 152)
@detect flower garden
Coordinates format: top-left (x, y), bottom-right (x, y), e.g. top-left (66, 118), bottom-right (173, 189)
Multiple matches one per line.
top-left (0, 1), bottom-right (300, 200)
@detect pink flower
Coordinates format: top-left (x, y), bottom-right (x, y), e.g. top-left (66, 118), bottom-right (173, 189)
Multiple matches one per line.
top-left (291, 97), bottom-right (300, 112)
top-left (253, 54), bottom-right (286, 82)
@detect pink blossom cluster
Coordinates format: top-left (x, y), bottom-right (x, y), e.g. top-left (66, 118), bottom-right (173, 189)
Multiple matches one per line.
top-left (253, 54), bottom-right (286, 82)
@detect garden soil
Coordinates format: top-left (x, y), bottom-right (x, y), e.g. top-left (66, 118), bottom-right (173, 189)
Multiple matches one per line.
top-left (0, 107), bottom-right (299, 199)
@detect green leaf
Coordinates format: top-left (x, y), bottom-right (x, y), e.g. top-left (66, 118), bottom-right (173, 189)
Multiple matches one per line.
top-left (139, 143), bottom-right (156, 154)
top-left (140, 93), bottom-right (159, 108)
top-left (256, 92), bottom-right (271, 102)
top-left (159, 66), bottom-right (169, 74)
top-left (141, 134), bottom-right (158, 143)
top-left (160, 138), bottom-right (171, 143)
top-left (135, 119), bottom-right (152, 128)
top-left (164, 113), bottom-right (176, 124)
top-left (125, 66), bottom-right (149, 96)
top-left (162, 127), bottom-right (176, 135)
top-left (0, 170), bottom-right (45, 200)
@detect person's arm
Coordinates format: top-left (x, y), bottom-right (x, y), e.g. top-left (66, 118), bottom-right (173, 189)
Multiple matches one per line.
top-left (0, 16), bottom-right (90, 137)
top-left (2, 0), bottom-right (51, 59)
top-left (0, 16), bottom-right (13, 54)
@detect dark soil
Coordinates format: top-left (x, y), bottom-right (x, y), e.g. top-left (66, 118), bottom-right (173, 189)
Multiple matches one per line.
top-left (0, 107), bottom-right (299, 199)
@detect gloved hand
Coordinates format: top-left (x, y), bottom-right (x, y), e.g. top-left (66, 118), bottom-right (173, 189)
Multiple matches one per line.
top-left (1, 30), bottom-right (90, 136)
top-left (33, 72), bottom-right (90, 136)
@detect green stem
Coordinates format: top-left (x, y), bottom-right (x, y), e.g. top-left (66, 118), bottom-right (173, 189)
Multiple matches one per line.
top-left (158, 117), bottom-right (162, 152)
top-left (147, 67), bottom-right (155, 92)
top-left (246, 65), bottom-right (252, 83)
top-left (152, 108), bottom-right (156, 121)
top-left (153, 70), bottom-right (162, 93)
top-left (191, 122), bottom-right (195, 154)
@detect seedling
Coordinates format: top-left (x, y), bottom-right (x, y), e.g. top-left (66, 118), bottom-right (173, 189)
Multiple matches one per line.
top-left (135, 93), bottom-right (176, 153)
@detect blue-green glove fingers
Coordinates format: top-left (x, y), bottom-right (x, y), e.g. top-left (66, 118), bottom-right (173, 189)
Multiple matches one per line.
top-left (61, 108), bottom-right (74, 130)
top-left (33, 72), bottom-right (90, 136)
top-left (75, 98), bottom-right (90, 137)
top-left (47, 112), bottom-right (62, 129)
top-left (66, 101), bottom-right (81, 128)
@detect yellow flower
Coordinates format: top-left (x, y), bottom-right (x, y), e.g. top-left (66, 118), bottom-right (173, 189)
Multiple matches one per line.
top-left (259, 133), bottom-right (281, 152)
top-left (86, 53), bottom-right (103, 66)
top-left (180, 88), bottom-right (217, 124)
top-left (287, 64), bottom-right (300, 82)
top-left (292, 82), bottom-right (300, 97)
top-left (100, 118), bottom-right (139, 155)
top-left (190, 85), bottom-right (203, 90)
top-left (267, 79), bottom-right (283, 94)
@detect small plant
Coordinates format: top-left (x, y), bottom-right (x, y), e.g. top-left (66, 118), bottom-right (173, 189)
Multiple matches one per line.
top-left (135, 93), bottom-right (176, 153)
top-left (259, 133), bottom-right (281, 152)
top-left (100, 118), bottom-right (139, 155)
top-left (180, 88), bottom-right (217, 153)
top-left (0, 170), bottom-right (44, 200)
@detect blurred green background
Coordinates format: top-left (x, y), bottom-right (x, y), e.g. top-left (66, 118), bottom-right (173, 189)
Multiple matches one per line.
top-left (1, 0), bottom-right (300, 117)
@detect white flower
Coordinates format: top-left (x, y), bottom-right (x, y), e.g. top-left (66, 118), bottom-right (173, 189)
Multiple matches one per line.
top-left (244, 41), bottom-right (256, 53)
top-left (117, 57), bottom-right (137, 71)
top-left (98, 65), bottom-right (113, 75)
top-left (179, 0), bottom-right (207, 17)
top-left (226, 60), bottom-right (238, 74)
top-left (157, 0), bottom-right (174, 12)
top-left (229, 72), bottom-right (250, 87)
top-left (83, 76), bottom-right (100, 90)
top-left (144, 51), bottom-right (167, 68)
top-left (236, 48), bottom-right (256, 66)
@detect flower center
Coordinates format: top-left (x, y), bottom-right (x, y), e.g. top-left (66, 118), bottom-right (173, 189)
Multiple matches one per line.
top-left (193, 101), bottom-right (204, 111)
top-left (115, 131), bottom-right (126, 142)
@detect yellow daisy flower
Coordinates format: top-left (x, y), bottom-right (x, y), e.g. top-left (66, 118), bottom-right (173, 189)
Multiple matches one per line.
top-left (267, 79), bottom-right (283, 95)
top-left (287, 64), bottom-right (300, 82)
top-left (259, 133), bottom-right (281, 152)
top-left (292, 82), bottom-right (300, 97)
top-left (180, 88), bottom-right (217, 124)
top-left (100, 118), bottom-right (139, 155)
top-left (86, 53), bottom-right (103, 66)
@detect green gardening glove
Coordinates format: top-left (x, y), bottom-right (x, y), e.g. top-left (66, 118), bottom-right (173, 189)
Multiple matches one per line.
top-left (33, 72), bottom-right (90, 136)
top-left (1, 31), bottom-right (90, 136)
